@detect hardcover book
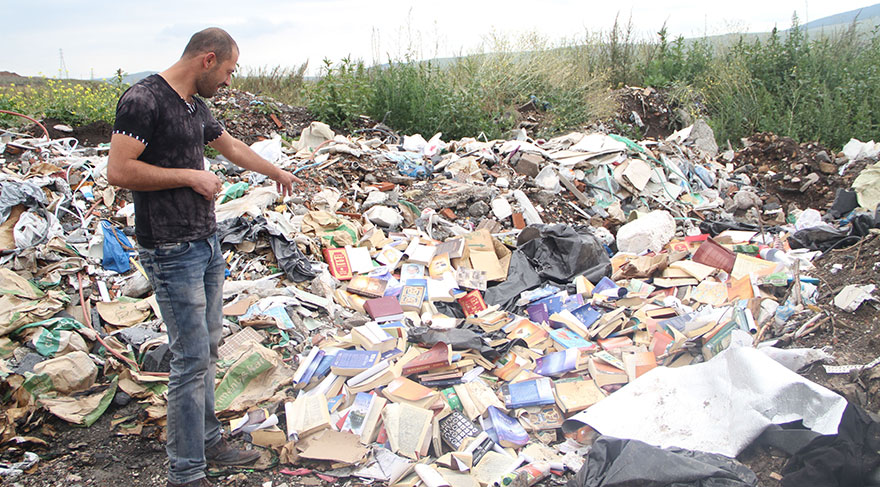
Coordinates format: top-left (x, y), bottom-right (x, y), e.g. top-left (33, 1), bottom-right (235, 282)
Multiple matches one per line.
top-left (323, 247), bottom-right (353, 281)
top-left (346, 275), bottom-right (388, 299)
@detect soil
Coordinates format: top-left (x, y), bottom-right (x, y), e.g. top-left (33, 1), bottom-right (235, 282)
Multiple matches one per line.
top-left (608, 86), bottom-right (685, 140)
top-left (28, 117), bottom-right (114, 146)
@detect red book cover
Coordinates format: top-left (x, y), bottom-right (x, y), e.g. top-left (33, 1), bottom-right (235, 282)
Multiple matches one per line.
top-left (457, 289), bottom-right (487, 316)
top-left (364, 296), bottom-right (404, 321)
top-left (402, 342), bottom-right (451, 375)
top-left (323, 247), bottom-right (353, 281)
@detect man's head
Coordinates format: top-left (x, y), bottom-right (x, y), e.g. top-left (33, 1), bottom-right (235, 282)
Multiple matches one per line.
top-left (182, 27), bottom-right (239, 98)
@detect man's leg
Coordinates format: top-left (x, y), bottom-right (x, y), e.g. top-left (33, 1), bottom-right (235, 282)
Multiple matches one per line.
top-left (139, 239), bottom-right (215, 485)
top-left (202, 234), bottom-right (224, 449)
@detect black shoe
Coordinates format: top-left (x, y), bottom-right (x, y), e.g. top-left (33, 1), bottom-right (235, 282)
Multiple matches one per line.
top-left (205, 437), bottom-right (260, 466)
top-left (166, 477), bottom-right (211, 486)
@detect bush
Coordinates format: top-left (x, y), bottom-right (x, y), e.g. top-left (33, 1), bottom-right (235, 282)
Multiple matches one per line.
top-left (0, 75), bottom-right (128, 127)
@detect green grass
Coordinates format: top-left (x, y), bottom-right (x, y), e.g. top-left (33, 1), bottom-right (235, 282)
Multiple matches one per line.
top-left (0, 73), bottom-right (128, 127)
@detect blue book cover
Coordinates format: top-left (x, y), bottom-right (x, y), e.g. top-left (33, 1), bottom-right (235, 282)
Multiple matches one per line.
top-left (562, 293), bottom-right (585, 311)
top-left (534, 349), bottom-right (579, 377)
top-left (484, 405), bottom-right (529, 447)
top-left (548, 328), bottom-right (593, 349)
top-left (526, 302), bottom-right (550, 324)
top-left (501, 377), bottom-right (555, 408)
top-left (571, 304), bottom-right (602, 329)
top-left (332, 349), bottom-right (379, 371)
top-left (312, 353), bottom-right (337, 381)
top-left (299, 350), bottom-right (325, 384)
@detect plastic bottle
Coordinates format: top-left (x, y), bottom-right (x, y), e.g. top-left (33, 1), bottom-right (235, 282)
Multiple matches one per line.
top-left (496, 462), bottom-right (551, 487)
top-left (759, 248), bottom-right (794, 267)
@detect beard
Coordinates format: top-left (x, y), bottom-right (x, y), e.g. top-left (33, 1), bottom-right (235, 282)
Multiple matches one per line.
top-left (195, 71), bottom-right (223, 98)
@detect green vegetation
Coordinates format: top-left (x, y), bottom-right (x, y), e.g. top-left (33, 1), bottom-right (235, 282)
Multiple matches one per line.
top-left (2, 16), bottom-right (879, 150)
top-left (0, 72), bottom-right (128, 127)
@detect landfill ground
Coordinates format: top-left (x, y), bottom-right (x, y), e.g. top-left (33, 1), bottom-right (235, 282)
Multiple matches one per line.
top-left (6, 239), bottom-right (878, 487)
top-left (3, 86), bottom-right (880, 487)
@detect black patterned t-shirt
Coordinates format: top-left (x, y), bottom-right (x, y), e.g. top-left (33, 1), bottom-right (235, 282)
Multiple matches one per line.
top-left (112, 74), bottom-right (224, 248)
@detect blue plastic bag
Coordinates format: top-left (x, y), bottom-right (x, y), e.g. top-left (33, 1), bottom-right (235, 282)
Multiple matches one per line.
top-left (101, 220), bottom-right (134, 273)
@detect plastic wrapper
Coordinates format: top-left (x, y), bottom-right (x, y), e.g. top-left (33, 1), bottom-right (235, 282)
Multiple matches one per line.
top-left (566, 436), bottom-right (757, 487)
top-left (516, 224), bottom-right (611, 285)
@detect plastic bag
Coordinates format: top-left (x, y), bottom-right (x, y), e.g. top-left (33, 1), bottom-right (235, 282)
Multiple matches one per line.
top-left (100, 220), bottom-right (134, 273)
top-left (250, 135), bottom-right (283, 163)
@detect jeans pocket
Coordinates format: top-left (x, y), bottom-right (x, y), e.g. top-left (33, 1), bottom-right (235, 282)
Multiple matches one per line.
top-left (153, 241), bottom-right (192, 259)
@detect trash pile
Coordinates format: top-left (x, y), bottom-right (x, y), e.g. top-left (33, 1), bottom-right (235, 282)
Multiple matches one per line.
top-left (2, 111), bottom-right (880, 486)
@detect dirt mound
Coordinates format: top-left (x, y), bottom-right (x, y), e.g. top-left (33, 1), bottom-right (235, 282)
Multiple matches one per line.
top-left (209, 88), bottom-right (315, 145)
top-left (610, 86), bottom-right (685, 140)
top-left (732, 132), bottom-right (865, 210)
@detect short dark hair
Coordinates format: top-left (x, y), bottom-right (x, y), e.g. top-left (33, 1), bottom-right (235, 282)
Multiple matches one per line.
top-left (182, 27), bottom-right (238, 62)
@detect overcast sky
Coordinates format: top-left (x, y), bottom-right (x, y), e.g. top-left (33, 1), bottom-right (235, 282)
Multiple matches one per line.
top-left (1, 0), bottom-right (875, 79)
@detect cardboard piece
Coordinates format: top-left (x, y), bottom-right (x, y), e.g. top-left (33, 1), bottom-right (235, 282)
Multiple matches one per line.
top-left (297, 429), bottom-right (369, 464)
top-left (460, 230), bottom-right (511, 282)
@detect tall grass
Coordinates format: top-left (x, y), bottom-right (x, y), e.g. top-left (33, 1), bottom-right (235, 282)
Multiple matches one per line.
top-left (231, 63), bottom-right (308, 105)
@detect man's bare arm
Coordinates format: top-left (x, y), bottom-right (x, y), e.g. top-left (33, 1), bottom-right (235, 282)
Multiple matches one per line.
top-left (107, 133), bottom-right (222, 200)
top-left (209, 131), bottom-right (300, 197)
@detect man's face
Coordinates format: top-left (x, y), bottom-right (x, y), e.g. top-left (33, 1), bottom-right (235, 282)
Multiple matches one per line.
top-left (196, 50), bottom-right (238, 98)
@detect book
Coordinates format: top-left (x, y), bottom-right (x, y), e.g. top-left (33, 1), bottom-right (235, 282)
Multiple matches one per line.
top-left (438, 410), bottom-right (480, 449)
top-left (454, 267), bottom-right (487, 291)
top-left (457, 289), bottom-right (487, 316)
top-left (553, 379), bottom-right (605, 413)
top-left (364, 296), bottom-right (405, 323)
top-left (482, 405), bottom-right (528, 448)
top-left (533, 349), bottom-right (578, 377)
top-left (382, 402), bottom-right (433, 459)
top-left (351, 322), bottom-right (396, 353)
top-left (323, 247), bottom-right (353, 281)
top-left (346, 245), bottom-right (374, 274)
top-left (506, 319), bottom-right (549, 348)
top-left (588, 358), bottom-right (629, 389)
top-left (548, 328), bottom-right (594, 350)
top-left (341, 392), bottom-right (375, 436)
top-left (429, 252), bottom-right (453, 278)
top-left (402, 342), bottom-right (452, 376)
top-left (492, 350), bottom-right (529, 381)
top-left (398, 278), bottom-right (427, 312)
top-left (360, 395), bottom-right (387, 445)
top-left (346, 275), bottom-right (388, 299)
top-left (399, 263), bottom-right (426, 283)
top-left (284, 394), bottom-right (330, 439)
top-left (571, 304), bottom-right (602, 329)
top-left (292, 348), bottom-right (325, 388)
top-left (383, 377), bottom-right (440, 409)
top-left (526, 302), bottom-right (550, 324)
top-left (377, 246), bottom-right (404, 270)
top-left (435, 238), bottom-right (465, 259)
top-left (346, 359), bottom-right (397, 394)
top-left (501, 377), bottom-right (556, 409)
top-left (404, 240), bottom-right (437, 266)
top-left (331, 349), bottom-right (379, 376)
top-left (427, 273), bottom-right (459, 302)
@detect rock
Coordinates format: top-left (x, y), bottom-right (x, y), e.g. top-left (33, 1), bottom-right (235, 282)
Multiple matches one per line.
top-left (732, 190), bottom-right (763, 212)
top-left (615, 210), bottom-right (676, 254)
top-left (468, 200), bottom-right (490, 218)
top-left (799, 173), bottom-right (820, 192)
top-left (514, 153), bottom-right (542, 178)
top-left (816, 150), bottom-right (831, 163)
top-left (361, 190), bottom-right (388, 211)
top-left (818, 161), bottom-right (836, 174)
top-left (684, 119), bottom-right (718, 157)
top-left (532, 190), bottom-right (556, 207)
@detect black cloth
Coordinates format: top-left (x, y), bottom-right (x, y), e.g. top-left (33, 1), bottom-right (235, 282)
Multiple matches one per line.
top-left (113, 74), bottom-right (224, 248)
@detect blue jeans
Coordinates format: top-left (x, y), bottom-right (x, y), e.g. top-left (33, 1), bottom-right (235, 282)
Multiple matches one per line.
top-left (138, 233), bottom-right (225, 484)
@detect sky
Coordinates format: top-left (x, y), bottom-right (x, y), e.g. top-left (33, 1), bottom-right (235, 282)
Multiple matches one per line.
top-left (0, 0), bottom-right (875, 79)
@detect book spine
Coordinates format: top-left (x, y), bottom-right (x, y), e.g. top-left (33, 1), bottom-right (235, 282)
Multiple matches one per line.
top-left (403, 362), bottom-right (444, 375)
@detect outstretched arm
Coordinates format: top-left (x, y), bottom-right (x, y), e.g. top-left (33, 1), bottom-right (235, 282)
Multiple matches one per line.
top-left (208, 131), bottom-right (301, 197)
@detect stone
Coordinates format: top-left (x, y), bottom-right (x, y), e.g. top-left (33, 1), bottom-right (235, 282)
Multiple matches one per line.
top-left (491, 198), bottom-right (513, 220)
top-left (816, 150), bottom-right (831, 163)
top-left (532, 190), bottom-right (556, 207)
top-left (514, 153), bottom-right (542, 178)
top-left (799, 173), bottom-right (820, 192)
top-left (684, 119), bottom-right (718, 157)
top-left (468, 200), bottom-right (490, 218)
top-left (732, 190), bottom-right (763, 212)
top-left (818, 161), bottom-right (836, 174)
top-left (615, 210), bottom-right (676, 254)
top-left (364, 205), bottom-right (402, 228)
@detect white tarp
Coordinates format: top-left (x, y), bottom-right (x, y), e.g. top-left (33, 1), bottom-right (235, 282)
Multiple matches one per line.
top-left (564, 346), bottom-right (847, 457)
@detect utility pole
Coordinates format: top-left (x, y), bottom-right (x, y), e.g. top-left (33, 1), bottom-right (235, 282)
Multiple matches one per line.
top-left (59, 48), bottom-right (69, 79)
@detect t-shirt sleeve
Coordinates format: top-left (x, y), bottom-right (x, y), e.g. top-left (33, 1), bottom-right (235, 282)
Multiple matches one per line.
top-left (113, 85), bottom-right (157, 146)
top-left (203, 111), bottom-right (224, 144)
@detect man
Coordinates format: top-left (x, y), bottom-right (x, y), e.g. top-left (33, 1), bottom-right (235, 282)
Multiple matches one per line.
top-left (108, 28), bottom-right (298, 487)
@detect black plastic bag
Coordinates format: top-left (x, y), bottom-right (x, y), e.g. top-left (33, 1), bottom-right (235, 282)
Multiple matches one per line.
top-left (269, 236), bottom-right (317, 283)
top-left (484, 250), bottom-right (542, 312)
top-left (567, 436), bottom-right (758, 487)
top-left (516, 224), bottom-right (611, 284)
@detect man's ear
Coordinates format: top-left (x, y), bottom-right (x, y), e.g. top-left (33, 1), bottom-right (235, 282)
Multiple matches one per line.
top-left (202, 52), bottom-right (217, 69)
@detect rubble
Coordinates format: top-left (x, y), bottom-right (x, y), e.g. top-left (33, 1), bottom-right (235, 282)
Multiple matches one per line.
top-left (1, 93), bottom-right (880, 486)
